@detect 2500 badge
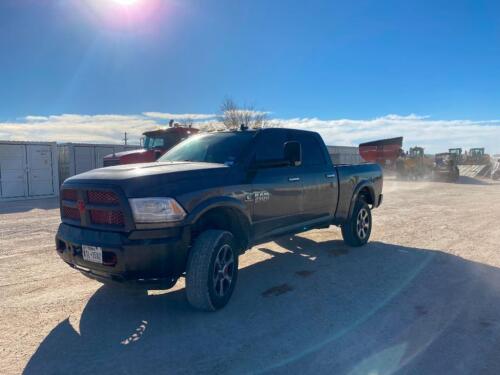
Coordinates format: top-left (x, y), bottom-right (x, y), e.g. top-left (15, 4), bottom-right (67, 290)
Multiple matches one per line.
top-left (245, 191), bottom-right (270, 203)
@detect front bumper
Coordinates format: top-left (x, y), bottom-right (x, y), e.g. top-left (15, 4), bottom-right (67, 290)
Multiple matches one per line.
top-left (55, 223), bottom-right (190, 288)
top-left (433, 169), bottom-right (452, 175)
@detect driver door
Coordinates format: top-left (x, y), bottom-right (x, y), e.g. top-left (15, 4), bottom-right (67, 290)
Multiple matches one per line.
top-left (250, 129), bottom-right (304, 240)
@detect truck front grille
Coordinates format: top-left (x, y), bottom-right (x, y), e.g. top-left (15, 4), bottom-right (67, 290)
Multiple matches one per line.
top-left (87, 190), bottom-right (120, 205)
top-left (62, 206), bottom-right (80, 220)
top-left (61, 189), bottom-right (78, 201)
top-left (90, 209), bottom-right (125, 226)
top-left (60, 188), bottom-right (129, 230)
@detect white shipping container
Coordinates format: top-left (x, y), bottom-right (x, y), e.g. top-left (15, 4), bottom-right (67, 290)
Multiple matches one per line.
top-left (327, 145), bottom-right (364, 165)
top-left (0, 141), bottom-right (59, 200)
top-left (57, 143), bottom-right (139, 184)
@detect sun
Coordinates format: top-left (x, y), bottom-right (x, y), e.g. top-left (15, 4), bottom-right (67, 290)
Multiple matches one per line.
top-left (111, 0), bottom-right (139, 5)
top-left (81, 0), bottom-right (164, 31)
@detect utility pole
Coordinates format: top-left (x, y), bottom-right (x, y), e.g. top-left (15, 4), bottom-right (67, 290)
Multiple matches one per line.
top-left (123, 132), bottom-right (128, 146)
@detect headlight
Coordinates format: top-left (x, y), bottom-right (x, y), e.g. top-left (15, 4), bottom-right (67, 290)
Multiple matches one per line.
top-left (129, 198), bottom-right (186, 223)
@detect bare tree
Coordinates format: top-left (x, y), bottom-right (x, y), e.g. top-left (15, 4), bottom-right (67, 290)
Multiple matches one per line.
top-left (219, 98), bottom-right (240, 130)
top-left (178, 116), bottom-right (195, 128)
top-left (219, 98), bottom-right (269, 130)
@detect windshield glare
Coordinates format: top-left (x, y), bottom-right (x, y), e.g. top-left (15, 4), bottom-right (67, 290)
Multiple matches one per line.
top-left (158, 132), bottom-right (255, 165)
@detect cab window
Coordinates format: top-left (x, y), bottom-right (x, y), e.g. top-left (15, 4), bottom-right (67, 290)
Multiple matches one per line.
top-left (289, 132), bottom-right (326, 166)
top-left (254, 130), bottom-right (287, 162)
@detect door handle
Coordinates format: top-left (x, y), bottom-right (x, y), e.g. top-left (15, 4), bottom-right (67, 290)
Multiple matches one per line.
top-left (288, 177), bottom-right (300, 182)
top-left (325, 173), bottom-right (336, 178)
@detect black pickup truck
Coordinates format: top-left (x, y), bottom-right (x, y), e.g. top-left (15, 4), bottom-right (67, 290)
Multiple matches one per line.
top-left (56, 128), bottom-right (383, 310)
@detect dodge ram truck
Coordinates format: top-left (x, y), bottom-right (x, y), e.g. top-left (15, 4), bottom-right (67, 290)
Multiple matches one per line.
top-left (56, 128), bottom-right (383, 311)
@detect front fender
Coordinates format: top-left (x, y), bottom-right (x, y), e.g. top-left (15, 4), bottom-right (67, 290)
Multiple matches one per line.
top-left (184, 196), bottom-right (251, 226)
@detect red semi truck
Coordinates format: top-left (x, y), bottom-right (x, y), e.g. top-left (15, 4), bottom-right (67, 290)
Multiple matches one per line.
top-left (103, 126), bottom-right (199, 166)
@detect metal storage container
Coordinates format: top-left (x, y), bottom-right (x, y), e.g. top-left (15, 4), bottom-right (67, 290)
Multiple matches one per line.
top-left (57, 143), bottom-right (139, 184)
top-left (0, 141), bottom-right (59, 200)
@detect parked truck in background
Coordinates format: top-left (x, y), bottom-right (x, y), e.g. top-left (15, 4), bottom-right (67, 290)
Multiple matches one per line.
top-left (433, 152), bottom-right (460, 182)
top-left (56, 128), bottom-right (383, 311)
top-left (103, 126), bottom-right (199, 166)
top-left (359, 136), bottom-right (403, 168)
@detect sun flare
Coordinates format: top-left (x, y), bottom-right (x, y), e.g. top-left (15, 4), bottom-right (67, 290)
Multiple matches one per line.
top-left (81, 0), bottom-right (166, 32)
top-left (112, 0), bottom-right (139, 5)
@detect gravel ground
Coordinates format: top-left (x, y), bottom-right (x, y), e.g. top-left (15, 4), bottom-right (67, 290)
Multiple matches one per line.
top-left (1, 178), bottom-right (500, 375)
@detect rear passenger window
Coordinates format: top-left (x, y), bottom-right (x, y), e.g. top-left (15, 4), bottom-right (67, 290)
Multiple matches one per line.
top-left (292, 132), bottom-right (327, 166)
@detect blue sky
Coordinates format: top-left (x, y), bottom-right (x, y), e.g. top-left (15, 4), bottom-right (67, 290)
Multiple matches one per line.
top-left (0, 0), bottom-right (499, 152)
top-left (1, 0), bottom-right (499, 120)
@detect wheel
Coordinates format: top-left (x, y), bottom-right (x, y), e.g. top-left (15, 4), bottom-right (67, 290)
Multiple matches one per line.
top-left (448, 173), bottom-right (458, 183)
top-left (341, 199), bottom-right (372, 247)
top-left (186, 230), bottom-right (238, 311)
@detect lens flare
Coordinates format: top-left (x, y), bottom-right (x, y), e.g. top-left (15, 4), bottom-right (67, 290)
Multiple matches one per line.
top-left (80, 0), bottom-right (167, 33)
top-left (112, 0), bottom-right (139, 5)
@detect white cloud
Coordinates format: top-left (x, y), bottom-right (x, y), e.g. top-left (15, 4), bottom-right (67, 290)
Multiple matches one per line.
top-left (379, 114), bottom-right (430, 121)
top-left (0, 114), bottom-right (159, 145)
top-left (143, 112), bottom-right (217, 121)
top-left (25, 115), bottom-right (49, 122)
top-left (0, 113), bottom-right (499, 154)
top-left (272, 114), bottom-right (500, 154)
top-left (221, 109), bottom-right (270, 116)
top-left (142, 110), bottom-right (269, 121)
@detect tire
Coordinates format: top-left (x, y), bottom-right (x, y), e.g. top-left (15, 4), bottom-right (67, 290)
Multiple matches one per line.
top-left (341, 199), bottom-right (372, 247)
top-left (448, 173), bottom-right (458, 183)
top-left (186, 230), bottom-right (238, 311)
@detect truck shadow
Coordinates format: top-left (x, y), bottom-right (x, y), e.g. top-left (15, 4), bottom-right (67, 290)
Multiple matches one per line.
top-left (24, 237), bottom-right (500, 375)
top-left (0, 197), bottom-right (59, 214)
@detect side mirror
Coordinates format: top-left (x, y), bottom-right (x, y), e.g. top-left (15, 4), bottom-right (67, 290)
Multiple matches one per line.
top-left (284, 141), bottom-right (302, 167)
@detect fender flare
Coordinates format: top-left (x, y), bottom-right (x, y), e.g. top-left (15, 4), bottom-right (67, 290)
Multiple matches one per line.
top-left (184, 196), bottom-right (252, 228)
top-left (347, 182), bottom-right (376, 220)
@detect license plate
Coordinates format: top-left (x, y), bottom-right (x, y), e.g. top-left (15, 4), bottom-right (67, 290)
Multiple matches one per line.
top-left (82, 245), bottom-right (103, 264)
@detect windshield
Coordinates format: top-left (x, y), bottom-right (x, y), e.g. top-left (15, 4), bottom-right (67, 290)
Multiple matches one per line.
top-left (143, 136), bottom-right (165, 150)
top-left (158, 132), bottom-right (255, 165)
top-left (436, 155), bottom-right (450, 162)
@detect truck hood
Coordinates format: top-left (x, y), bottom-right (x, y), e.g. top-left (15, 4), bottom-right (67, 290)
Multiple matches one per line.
top-left (104, 149), bottom-right (148, 158)
top-left (64, 161), bottom-right (235, 198)
top-left (67, 161), bottom-right (229, 181)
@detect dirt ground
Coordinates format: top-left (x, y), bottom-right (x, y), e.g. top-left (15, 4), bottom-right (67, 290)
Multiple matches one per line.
top-left (1, 178), bottom-right (500, 375)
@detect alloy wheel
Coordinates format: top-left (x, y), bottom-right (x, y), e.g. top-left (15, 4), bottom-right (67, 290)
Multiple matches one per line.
top-left (213, 244), bottom-right (235, 297)
top-left (356, 208), bottom-right (370, 239)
